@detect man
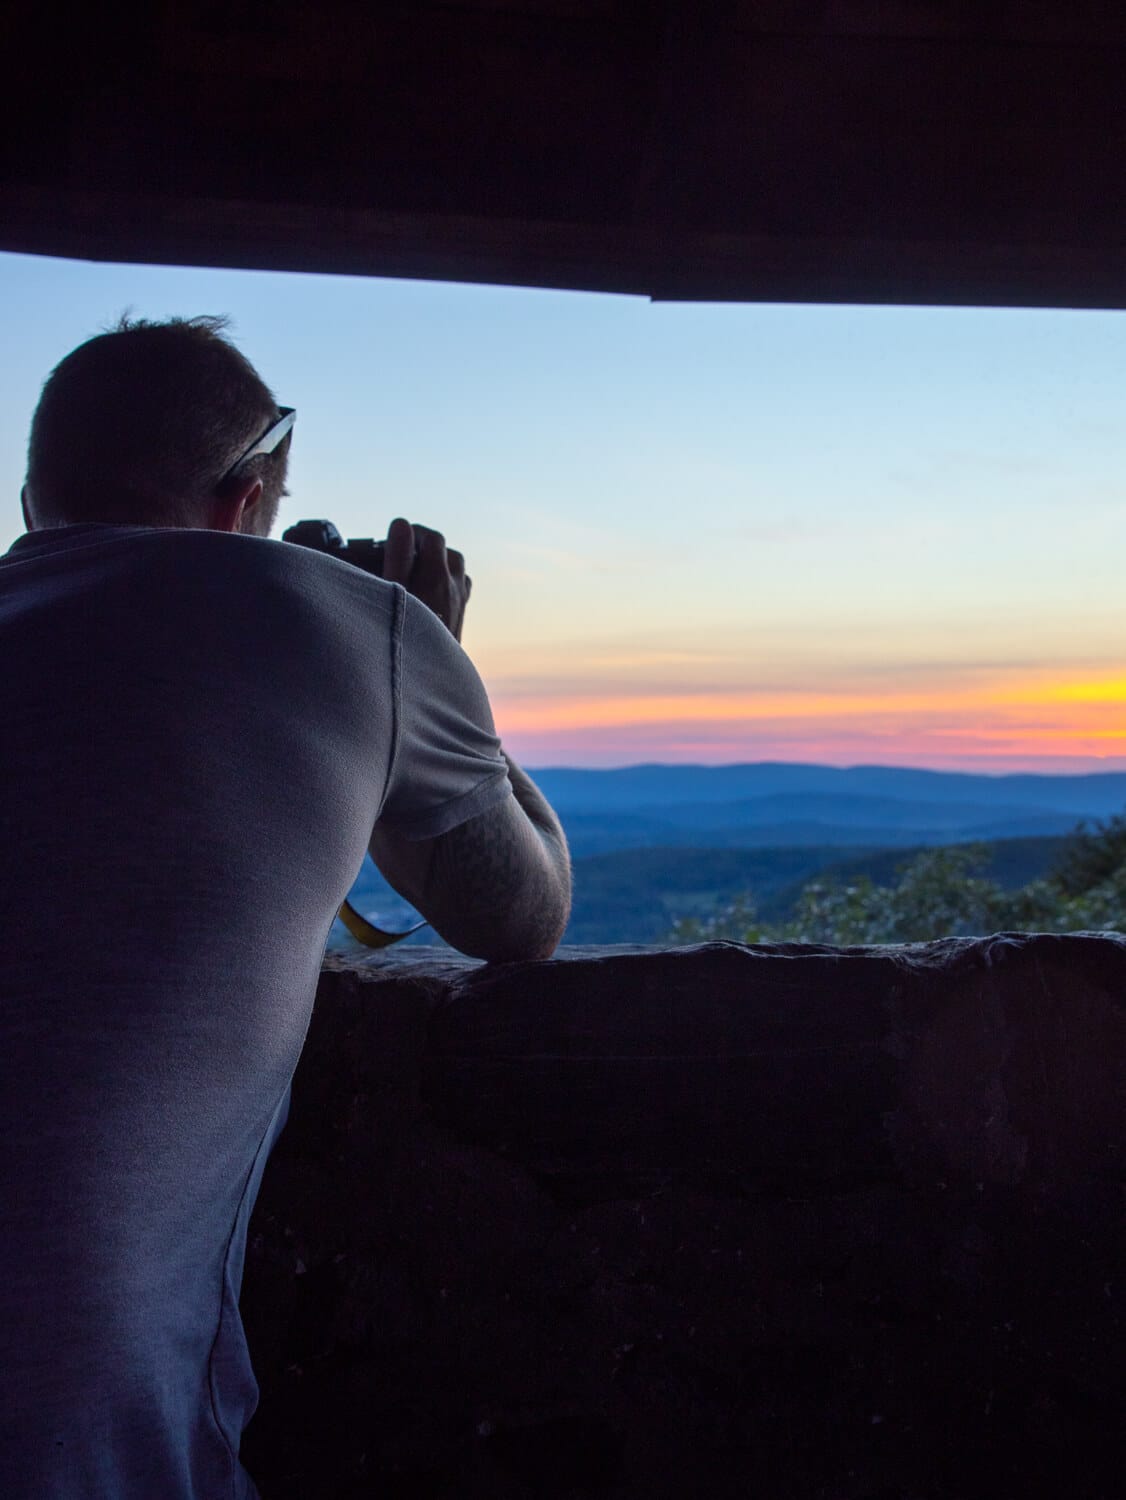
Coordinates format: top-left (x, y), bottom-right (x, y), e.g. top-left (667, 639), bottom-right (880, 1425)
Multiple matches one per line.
top-left (0, 315), bottom-right (571, 1498)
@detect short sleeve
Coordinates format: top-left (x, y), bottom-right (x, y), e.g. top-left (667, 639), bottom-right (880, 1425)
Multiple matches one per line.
top-left (377, 588), bottom-right (513, 839)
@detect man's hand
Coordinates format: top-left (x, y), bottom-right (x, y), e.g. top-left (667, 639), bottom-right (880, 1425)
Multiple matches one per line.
top-left (383, 517), bottom-right (471, 642)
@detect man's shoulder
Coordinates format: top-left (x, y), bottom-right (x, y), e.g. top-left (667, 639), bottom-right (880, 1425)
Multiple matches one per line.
top-left (2, 525), bottom-right (410, 669)
top-left (6, 522), bottom-right (397, 604)
top-left (174, 532), bottom-right (409, 652)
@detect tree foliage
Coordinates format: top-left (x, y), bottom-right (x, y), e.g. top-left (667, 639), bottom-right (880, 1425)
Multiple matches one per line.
top-left (1051, 812), bottom-right (1126, 896)
top-left (665, 814), bottom-right (1126, 947)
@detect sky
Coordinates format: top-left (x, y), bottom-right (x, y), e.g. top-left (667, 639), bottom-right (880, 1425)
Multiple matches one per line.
top-left (2, 248), bottom-right (1124, 773)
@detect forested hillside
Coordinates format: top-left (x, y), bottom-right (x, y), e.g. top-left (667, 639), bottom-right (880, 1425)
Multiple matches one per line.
top-left (562, 836), bottom-right (1067, 945)
top-left (665, 819), bottom-right (1126, 946)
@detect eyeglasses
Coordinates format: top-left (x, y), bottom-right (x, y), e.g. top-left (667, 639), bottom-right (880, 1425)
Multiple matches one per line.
top-left (220, 406), bottom-right (296, 485)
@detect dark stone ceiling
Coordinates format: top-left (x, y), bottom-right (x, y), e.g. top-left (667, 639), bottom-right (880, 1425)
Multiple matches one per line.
top-left (4, 1), bottom-right (1126, 305)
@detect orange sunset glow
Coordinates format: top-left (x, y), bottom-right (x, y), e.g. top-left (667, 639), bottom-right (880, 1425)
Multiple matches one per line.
top-left (492, 669), bottom-right (1126, 770)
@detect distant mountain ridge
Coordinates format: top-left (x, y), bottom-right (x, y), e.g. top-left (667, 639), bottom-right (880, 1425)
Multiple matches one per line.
top-left (558, 814), bottom-right (1082, 861)
top-left (528, 763), bottom-right (1126, 816)
top-left (527, 764), bottom-right (1126, 859)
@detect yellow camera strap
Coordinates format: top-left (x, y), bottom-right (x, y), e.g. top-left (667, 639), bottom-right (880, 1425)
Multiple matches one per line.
top-left (337, 897), bottom-right (427, 949)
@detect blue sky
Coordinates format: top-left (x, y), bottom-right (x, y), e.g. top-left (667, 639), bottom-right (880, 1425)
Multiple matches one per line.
top-left (3, 249), bottom-right (1124, 770)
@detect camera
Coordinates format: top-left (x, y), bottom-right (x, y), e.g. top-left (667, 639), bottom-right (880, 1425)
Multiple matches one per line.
top-left (282, 519), bottom-right (388, 576)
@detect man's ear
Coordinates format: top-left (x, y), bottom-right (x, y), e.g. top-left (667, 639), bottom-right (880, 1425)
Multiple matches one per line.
top-left (209, 475), bottom-right (264, 534)
top-left (20, 485), bottom-right (34, 533)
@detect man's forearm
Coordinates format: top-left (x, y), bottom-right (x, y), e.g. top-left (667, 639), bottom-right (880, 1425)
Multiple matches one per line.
top-left (502, 752), bottom-right (571, 897)
top-left (369, 753), bottom-right (572, 961)
top-left (414, 752), bottom-right (572, 959)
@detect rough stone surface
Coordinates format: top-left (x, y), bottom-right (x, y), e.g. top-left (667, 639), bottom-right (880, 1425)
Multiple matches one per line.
top-left (241, 936), bottom-right (1125, 1499)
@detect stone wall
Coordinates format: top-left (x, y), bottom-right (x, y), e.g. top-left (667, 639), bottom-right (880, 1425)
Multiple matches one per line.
top-left (241, 936), bottom-right (1124, 1499)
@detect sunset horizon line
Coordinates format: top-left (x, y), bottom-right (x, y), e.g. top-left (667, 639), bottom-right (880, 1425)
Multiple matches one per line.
top-left (521, 756), bottom-right (1126, 777)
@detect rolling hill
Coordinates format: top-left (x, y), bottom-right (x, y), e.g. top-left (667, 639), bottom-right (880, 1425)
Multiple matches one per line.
top-left (531, 765), bottom-right (1126, 857)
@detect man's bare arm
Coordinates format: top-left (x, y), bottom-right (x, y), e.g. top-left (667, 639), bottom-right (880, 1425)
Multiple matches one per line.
top-left (369, 755), bottom-right (571, 961)
top-left (372, 517), bottom-right (571, 959)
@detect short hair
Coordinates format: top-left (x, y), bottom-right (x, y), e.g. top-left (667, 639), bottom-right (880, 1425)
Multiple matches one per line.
top-left (24, 315), bottom-right (289, 529)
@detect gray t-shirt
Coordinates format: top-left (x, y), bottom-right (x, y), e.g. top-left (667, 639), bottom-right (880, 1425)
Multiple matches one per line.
top-left (0, 523), bottom-right (512, 1498)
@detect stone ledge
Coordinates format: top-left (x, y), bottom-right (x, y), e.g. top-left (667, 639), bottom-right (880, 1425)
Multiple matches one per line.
top-left (242, 936), bottom-right (1125, 1499)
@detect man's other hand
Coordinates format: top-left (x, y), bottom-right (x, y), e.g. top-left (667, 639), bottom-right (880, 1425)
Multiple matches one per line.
top-left (383, 517), bottom-right (471, 642)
